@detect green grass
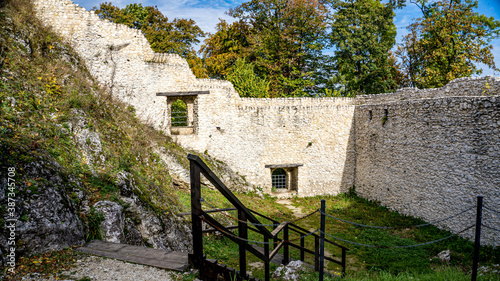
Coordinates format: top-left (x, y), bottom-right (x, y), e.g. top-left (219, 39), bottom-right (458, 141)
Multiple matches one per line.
top-left (300, 266), bottom-right (499, 281)
top-left (1, 1), bottom-right (498, 280)
top-left (176, 188), bottom-right (500, 280)
top-left (0, 0), bottom-right (190, 218)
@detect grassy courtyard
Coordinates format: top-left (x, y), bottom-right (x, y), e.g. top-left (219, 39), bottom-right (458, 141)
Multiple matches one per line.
top-left (176, 187), bottom-right (500, 280)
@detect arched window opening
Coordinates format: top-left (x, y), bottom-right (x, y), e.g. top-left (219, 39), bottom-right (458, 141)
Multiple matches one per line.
top-left (171, 99), bottom-right (188, 127)
top-left (272, 168), bottom-right (287, 189)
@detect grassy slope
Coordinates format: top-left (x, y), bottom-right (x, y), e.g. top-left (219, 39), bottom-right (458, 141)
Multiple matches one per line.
top-left (0, 0), bottom-right (188, 214)
top-left (0, 1), bottom-right (195, 277)
top-left (1, 1), bottom-right (499, 280)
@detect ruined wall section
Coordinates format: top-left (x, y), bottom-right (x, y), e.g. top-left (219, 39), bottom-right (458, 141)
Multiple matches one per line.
top-left (354, 94), bottom-right (500, 245)
top-left (174, 95), bottom-right (357, 196)
top-left (33, 0), bottom-right (500, 243)
top-left (356, 76), bottom-right (500, 105)
top-left (234, 98), bottom-right (356, 197)
top-left (33, 0), bottom-right (222, 130)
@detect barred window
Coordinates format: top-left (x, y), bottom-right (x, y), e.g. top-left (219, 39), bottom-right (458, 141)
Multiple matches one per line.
top-left (272, 168), bottom-right (287, 189)
top-left (171, 99), bottom-right (188, 127)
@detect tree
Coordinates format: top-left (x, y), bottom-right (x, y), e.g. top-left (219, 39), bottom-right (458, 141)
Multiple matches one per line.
top-left (202, 0), bottom-right (331, 97)
top-left (93, 2), bottom-right (208, 78)
top-left (327, 0), bottom-right (398, 96)
top-left (200, 20), bottom-right (252, 80)
top-left (397, 0), bottom-right (500, 88)
top-left (226, 58), bottom-right (270, 98)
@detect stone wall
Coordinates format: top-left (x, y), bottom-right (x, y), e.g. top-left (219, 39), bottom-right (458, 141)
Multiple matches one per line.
top-left (33, 0), bottom-right (203, 130)
top-left (355, 77), bottom-right (500, 105)
top-left (354, 95), bottom-right (500, 245)
top-left (33, 0), bottom-right (500, 244)
top-left (33, 0), bottom-right (359, 196)
top-left (176, 96), bottom-right (357, 196)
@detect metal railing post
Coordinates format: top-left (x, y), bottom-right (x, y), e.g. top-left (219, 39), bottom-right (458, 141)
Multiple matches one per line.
top-left (314, 236), bottom-right (320, 271)
top-left (264, 235), bottom-right (270, 281)
top-left (283, 223), bottom-right (290, 265)
top-left (189, 160), bottom-right (204, 272)
top-left (273, 220), bottom-right (279, 249)
top-left (238, 209), bottom-right (247, 277)
top-left (472, 195), bottom-right (483, 281)
top-left (300, 236), bottom-right (305, 261)
top-left (319, 199), bottom-right (326, 281)
top-left (342, 248), bottom-right (347, 276)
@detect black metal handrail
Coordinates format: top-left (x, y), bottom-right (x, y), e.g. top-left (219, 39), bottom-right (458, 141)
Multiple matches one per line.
top-left (188, 154), bottom-right (273, 238)
top-left (187, 153), bottom-right (347, 281)
top-left (250, 209), bottom-right (347, 272)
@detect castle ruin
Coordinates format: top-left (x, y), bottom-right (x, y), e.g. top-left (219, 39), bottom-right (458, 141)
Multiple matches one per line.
top-left (33, 0), bottom-right (500, 245)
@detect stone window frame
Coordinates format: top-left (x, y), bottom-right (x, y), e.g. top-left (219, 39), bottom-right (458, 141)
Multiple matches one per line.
top-left (265, 164), bottom-right (303, 193)
top-left (156, 91), bottom-right (209, 135)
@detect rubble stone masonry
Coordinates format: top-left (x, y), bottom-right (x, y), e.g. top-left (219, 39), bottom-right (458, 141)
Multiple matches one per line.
top-left (34, 0), bottom-right (499, 245)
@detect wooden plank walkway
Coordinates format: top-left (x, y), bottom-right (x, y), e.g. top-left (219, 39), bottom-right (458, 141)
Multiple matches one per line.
top-left (77, 241), bottom-right (316, 274)
top-left (76, 240), bottom-right (189, 271)
top-left (253, 245), bottom-right (284, 265)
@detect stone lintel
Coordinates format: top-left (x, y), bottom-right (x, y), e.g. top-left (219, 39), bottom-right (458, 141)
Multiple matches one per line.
top-left (265, 164), bottom-right (303, 169)
top-left (156, 91), bottom-right (210, 97)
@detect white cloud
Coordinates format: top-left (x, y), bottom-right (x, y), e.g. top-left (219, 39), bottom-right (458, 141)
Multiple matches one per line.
top-left (71, 0), bottom-right (500, 76)
top-left (73, 0), bottom-right (242, 34)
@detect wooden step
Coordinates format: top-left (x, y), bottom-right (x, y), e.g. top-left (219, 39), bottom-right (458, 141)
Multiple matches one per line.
top-left (76, 240), bottom-right (189, 271)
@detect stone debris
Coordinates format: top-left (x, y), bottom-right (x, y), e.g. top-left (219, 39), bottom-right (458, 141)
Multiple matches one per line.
top-left (272, 260), bottom-right (311, 281)
top-left (478, 264), bottom-right (500, 276)
top-left (20, 255), bottom-right (175, 281)
top-left (437, 249), bottom-right (451, 263)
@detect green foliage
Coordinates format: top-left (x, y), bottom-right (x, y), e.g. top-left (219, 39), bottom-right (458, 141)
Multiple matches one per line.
top-left (171, 99), bottom-right (188, 127)
top-left (4, 247), bottom-right (85, 280)
top-left (328, 0), bottom-right (398, 96)
top-left (226, 59), bottom-right (270, 98)
top-left (117, 151), bottom-right (135, 171)
top-left (89, 174), bottom-right (119, 195)
top-left (202, 0), bottom-right (331, 97)
top-left (93, 2), bottom-right (208, 78)
top-left (299, 267), bottom-right (474, 281)
top-left (397, 0), bottom-right (500, 88)
top-left (201, 19), bottom-right (251, 79)
top-left (318, 87), bottom-right (343, 98)
top-left (357, 229), bottom-right (430, 274)
top-left (180, 186), bottom-right (500, 279)
top-left (84, 207), bottom-right (105, 241)
top-left (203, 235), bottom-right (239, 264)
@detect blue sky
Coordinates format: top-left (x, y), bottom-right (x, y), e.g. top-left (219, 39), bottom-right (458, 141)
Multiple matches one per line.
top-left (73, 0), bottom-right (500, 76)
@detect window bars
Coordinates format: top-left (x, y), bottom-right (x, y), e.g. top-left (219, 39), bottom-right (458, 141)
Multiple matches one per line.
top-left (272, 172), bottom-right (286, 189)
top-left (171, 111), bottom-right (188, 127)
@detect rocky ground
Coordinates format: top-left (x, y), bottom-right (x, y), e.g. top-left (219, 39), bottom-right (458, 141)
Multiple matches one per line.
top-left (16, 255), bottom-right (192, 281)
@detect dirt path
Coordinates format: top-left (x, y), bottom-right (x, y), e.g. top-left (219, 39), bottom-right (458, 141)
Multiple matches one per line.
top-left (276, 199), bottom-right (306, 218)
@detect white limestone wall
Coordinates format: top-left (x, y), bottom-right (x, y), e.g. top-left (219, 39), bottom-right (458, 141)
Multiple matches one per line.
top-left (173, 94), bottom-right (357, 196)
top-left (33, 0), bottom-right (500, 244)
top-left (34, 0), bottom-right (203, 129)
top-left (354, 93), bottom-right (500, 245)
top-left (355, 76), bottom-right (500, 105)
